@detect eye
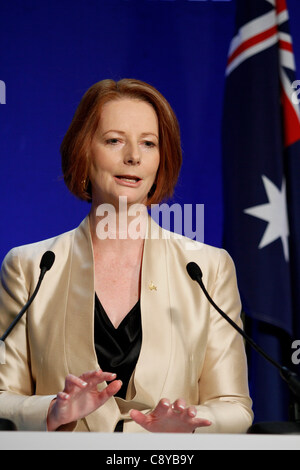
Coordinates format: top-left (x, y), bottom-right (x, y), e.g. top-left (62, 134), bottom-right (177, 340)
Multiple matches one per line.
top-left (105, 138), bottom-right (119, 145)
top-left (143, 140), bottom-right (156, 148)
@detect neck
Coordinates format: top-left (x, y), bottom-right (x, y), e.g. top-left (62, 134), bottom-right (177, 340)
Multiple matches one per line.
top-left (89, 198), bottom-right (148, 251)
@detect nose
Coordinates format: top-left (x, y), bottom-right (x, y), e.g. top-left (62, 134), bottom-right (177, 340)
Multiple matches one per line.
top-left (123, 142), bottom-right (141, 166)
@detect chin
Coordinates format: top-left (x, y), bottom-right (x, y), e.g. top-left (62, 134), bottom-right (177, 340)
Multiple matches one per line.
top-left (114, 189), bottom-right (148, 206)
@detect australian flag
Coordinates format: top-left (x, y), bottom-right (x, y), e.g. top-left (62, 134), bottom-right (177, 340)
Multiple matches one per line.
top-left (222, 0), bottom-right (300, 420)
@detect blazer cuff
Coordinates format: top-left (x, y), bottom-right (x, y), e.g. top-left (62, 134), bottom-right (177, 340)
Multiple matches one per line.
top-left (0, 392), bottom-right (57, 431)
top-left (193, 399), bottom-right (253, 434)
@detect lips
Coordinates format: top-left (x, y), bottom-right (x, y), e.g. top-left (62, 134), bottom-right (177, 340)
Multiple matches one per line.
top-left (115, 175), bottom-right (142, 183)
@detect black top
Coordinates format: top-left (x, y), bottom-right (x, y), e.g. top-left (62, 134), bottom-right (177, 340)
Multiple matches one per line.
top-left (94, 293), bottom-right (142, 400)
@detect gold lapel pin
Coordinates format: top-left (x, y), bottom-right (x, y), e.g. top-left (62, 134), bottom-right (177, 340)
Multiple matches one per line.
top-left (148, 281), bottom-right (157, 291)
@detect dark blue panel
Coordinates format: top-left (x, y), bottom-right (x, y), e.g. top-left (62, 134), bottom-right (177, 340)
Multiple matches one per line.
top-left (0, 0), bottom-right (236, 261)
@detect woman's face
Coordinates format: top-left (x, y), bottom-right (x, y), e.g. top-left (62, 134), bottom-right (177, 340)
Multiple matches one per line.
top-left (89, 98), bottom-right (160, 208)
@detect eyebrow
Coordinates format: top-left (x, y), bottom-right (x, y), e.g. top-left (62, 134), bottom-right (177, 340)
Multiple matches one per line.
top-left (102, 130), bottom-right (159, 139)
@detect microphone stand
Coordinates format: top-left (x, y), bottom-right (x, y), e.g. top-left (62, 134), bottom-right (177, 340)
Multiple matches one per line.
top-left (0, 251), bottom-right (55, 431)
top-left (0, 269), bottom-right (44, 431)
top-left (187, 262), bottom-right (300, 435)
top-left (0, 272), bottom-right (46, 343)
top-left (0, 251), bottom-right (55, 343)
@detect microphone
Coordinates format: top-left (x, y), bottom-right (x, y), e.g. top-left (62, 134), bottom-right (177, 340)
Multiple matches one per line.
top-left (186, 261), bottom-right (300, 403)
top-left (40, 250), bottom-right (55, 274)
top-left (0, 251), bottom-right (55, 342)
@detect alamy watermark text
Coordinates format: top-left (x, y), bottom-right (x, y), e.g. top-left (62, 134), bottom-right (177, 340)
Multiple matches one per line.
top-left (0, 80), bottom-right (6, 104)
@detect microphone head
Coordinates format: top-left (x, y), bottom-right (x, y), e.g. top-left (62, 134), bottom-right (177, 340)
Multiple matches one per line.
top-left (186, 262), bottom-right (203, 282)
top-left (40, 251), bottom-right (55, 272)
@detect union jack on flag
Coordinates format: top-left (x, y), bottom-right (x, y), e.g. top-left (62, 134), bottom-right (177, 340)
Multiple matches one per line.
top-left (222, 0), bottom-right (300, 338)
top-left (226, 0), bottom-right (300, 146)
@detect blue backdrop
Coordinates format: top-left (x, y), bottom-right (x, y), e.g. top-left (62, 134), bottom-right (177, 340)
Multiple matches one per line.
top-left (1, 0), bottom-right (300, 426)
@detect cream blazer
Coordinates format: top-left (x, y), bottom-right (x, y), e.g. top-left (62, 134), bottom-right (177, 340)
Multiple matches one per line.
top-left (0, 216), bottom-right (253, 433)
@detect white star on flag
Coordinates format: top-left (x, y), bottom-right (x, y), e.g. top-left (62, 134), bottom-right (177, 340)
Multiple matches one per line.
top-left (244, 175), bottom-right (290, 262)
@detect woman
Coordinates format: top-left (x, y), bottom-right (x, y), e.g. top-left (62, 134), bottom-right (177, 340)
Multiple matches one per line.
top-left (0, 79), bottom-right (253, 433)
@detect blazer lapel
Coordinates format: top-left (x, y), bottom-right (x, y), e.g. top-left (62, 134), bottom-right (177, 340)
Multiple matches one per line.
top-left (116, 218), bottom-right (173, 415)
top-left (64, 216), bottom-right (120, 431)
top-left (64, 217), bottom-right (97, 375)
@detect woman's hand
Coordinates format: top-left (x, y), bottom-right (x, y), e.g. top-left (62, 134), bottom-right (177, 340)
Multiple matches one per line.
top-left (130, 398), bottom-right (211, 433)
top-left (47, 369), bottom-right (122, 431)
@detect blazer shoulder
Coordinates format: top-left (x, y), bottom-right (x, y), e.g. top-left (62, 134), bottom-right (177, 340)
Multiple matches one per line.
top-left (159, 222), bottom-right (230, 258)
top-left (157, 224), bottom-right (236, 280)
top-left (1, 223), bottom-right (82, 278)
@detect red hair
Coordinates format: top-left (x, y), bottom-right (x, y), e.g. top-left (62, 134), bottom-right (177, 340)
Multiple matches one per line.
top-left (61, 79), bottom-right (182, 205)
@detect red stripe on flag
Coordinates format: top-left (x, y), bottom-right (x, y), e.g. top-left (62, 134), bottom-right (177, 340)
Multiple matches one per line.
top-left (227, 25), bottom-right (278, 66)
top-left (281, 86), bottom-right (300, 147)
top-left (279, 40), bottom-right (293, 52)
top-left (276, 0), bottom-right (287, 15)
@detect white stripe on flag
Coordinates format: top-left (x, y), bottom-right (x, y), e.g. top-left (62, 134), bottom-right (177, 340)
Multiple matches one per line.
top-left (277, 10), bottom-right (289, 25)
top-left (280, 67), bottom-right (300, 120)
top-left (228, 11), bottom-right (276, 58)
top-left (226, 35), bottom-right (278, 76)
top-left (278, 32), bottom-right (292, 44)
top-left (280, 49), bottom-right (296, 71)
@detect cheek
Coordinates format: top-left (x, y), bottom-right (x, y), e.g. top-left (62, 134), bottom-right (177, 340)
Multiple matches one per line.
top-left (90, 150), bottom-right (112, 175)
top-left (150, 153), bottom-right (160, 176)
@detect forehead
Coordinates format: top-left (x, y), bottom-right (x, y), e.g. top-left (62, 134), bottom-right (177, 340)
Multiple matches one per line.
top-left (98, 98), bottom-right (159, 131)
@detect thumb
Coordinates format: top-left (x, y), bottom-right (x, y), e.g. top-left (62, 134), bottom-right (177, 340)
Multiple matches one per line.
top-left (129, 409), bottom-right (147, 426)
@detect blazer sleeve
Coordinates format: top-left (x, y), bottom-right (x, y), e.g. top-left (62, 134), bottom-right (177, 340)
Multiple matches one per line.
top-left (0, 248), bottom-right (55, 431)
top-left (194, 249), bottom-right (253, 433)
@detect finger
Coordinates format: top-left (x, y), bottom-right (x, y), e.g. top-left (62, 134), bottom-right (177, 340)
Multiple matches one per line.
top-left (171, 404), bottom-right (212, 428)
top-left (81, 370), bottom-right (117, 386)
top-left (186, 405), bottom-right (197, 418)
top-left (52, 392), bottom-right (71, 414)
top-left (171, 399), bottom-right (186, 414)
top-left (97, 379), bottom-right (123, 405)
top-left (80, 369), bottom-right (107, 380)
top-left (182, 407), bottom-right (212, 428)
top-left (95, 371), bottom-right (118, 383)
top-left (57, 392), bottom-right (70, 401)
top-left (151, 398), bottom-right (171, 418)
top-left (64, 374), bottom-right (88, 394)
top-left (193, 418), bottom-right (212, 428)
top-left (79, 370), bottom-right (100, 381)
top-left (129, 409), bottom-right (148, 427)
